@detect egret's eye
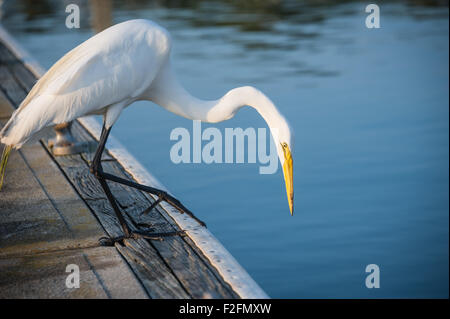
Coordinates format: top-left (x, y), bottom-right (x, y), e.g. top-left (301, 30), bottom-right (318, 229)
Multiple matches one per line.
top-left (281, 142), bottom-right (291, 160)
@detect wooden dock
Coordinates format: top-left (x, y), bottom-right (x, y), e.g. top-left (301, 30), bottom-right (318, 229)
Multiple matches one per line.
top-left (0, 26), bottom-right (268, 299)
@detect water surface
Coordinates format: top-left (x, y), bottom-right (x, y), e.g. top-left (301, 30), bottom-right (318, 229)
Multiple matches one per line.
top-left (1, 0), bottom-right (448, 298)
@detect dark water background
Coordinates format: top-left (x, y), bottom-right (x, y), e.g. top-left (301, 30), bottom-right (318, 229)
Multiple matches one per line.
top-left (1, 0), bottom-right (448, 298)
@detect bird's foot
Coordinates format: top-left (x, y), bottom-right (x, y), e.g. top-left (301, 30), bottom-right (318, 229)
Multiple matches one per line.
top-left (136, 222), bottom-right (154, 229)
top-left (98, 230), bottom-right (186, 246)
top-left (95, 169), bottom-right (207, 227)
top-left (99, 235), bottom-right (127, 246)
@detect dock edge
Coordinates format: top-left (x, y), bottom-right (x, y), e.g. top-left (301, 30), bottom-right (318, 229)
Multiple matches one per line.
top-left (0, 24), bottom-right (269, 299)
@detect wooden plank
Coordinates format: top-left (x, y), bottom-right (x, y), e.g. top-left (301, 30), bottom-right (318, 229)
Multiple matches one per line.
top-left (0, 122), bottom-right (147, 298)
top-left (0, 38), bottom-right (240, 298)
top-left (46, 142), bottom-right (237, 298)
top-left (36, 127), bottom-right (233, 297)
top-left (6, 55), bottom-right (36, 92)
top-left (104, 161), bottom-right (239, 298)
top-left (0, 42), bottom-right (17, 63)
top-left (0, 44), bottom-right (182, 298)
top-left (0, 248), bottom-right (110, 299)
top-left (47, 153), bottom-right (138, 239)
top-left (0, 64), bottom-right (27, 106)
top-left (0, 143), bottom-right (78, 250)
top-left (117, 239), bottom-right (190, 298)
top-left (0, 42), bottom-right (36, 92)
top-left (66, 102), bottom-right (239, 298)
top-left (0, 42), bottom-right (17, 67)
top-left (0, 43), bottom-right (28, 105)
top-left (0, 89), bottom-right (14, 118)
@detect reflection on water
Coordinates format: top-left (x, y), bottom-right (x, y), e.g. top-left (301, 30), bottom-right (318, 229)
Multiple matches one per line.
top-left (1, 0), bottom-right (448, 298)
top-left (89, 0), bottom-right (112, 33)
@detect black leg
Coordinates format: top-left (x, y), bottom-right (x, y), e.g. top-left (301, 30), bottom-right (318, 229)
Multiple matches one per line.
top-left (100, 171), bottom-right (206, 227)
top-left (90, 124), bottom-right (132, 239)
top-left (90, 123), bottom-right (204, 246)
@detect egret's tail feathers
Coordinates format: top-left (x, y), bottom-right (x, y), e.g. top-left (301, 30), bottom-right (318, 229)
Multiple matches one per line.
top-left (0, 144), bottom-right (12, 191)
top-left (0, 95), bottom-right (57, 148)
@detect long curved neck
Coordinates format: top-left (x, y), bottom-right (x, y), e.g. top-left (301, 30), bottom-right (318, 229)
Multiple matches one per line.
top-left (146, 62), bottom-right (286, 131)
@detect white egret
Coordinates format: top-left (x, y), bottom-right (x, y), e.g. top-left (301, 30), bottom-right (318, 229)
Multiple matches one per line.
top-left (0, 19), bottom-right (294, 244)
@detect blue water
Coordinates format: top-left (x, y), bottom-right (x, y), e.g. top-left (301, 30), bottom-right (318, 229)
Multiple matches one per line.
top-left (2, 1), bottom-right (448, 298)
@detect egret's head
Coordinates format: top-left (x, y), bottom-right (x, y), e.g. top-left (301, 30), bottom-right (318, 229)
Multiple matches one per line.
top-left (211, 85), bottom-right (295, 215)
top-left (273, 121), bottom-right (294, 215)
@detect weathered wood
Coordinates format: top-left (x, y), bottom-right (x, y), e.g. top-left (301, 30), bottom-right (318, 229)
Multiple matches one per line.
top-left (0, 40), bottom-right (239, 298)
top-left (0, 64), bottom-right (27, 106)
top-left (0, 121), bottom-right (147, 298)
top-left (0, 248), bottom-right (110, 299)
top-left (0, 42), bottom-right (36, 92)
top-left (0, 42), bottom-right (17, 63)
top-left (104, 162), bottom-right (238, 298)
top-left (46, 143), bottom-right (238, 298)
top-left (117, 239), bottom-right (190, 298)
top-left (0, 89), bottom-right (14, 118)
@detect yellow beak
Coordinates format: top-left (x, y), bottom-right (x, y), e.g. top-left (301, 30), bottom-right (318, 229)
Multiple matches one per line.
top-left (282, 146), bottom-right (294, 215)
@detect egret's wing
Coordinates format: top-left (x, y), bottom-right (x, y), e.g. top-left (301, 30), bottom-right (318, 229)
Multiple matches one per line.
top-left (18, 27), bottom-right (166, 121)
top-left (16, 43), bottom-right (93, 113)
top-left (1, 20), bottom-right (170, 147)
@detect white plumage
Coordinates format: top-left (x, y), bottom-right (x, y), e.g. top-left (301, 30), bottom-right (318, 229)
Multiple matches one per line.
top-left (1, 20), bottom-right (170, 146)
top-left (0, 19), bottom-right (294, 214)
